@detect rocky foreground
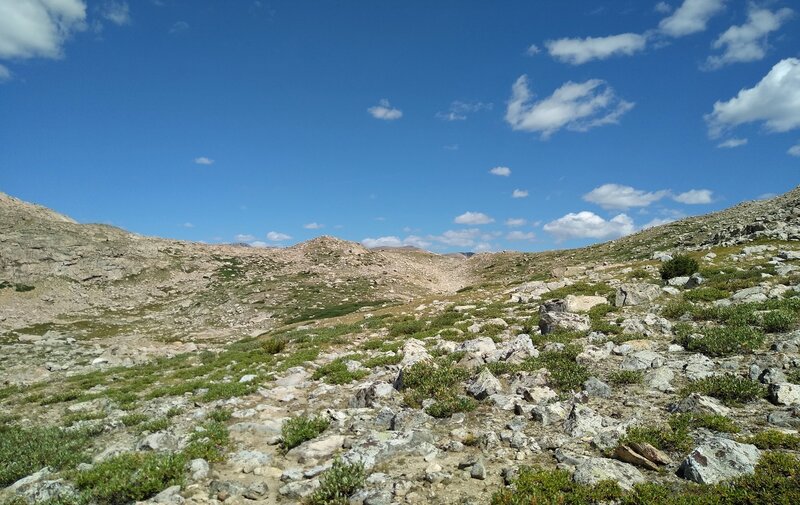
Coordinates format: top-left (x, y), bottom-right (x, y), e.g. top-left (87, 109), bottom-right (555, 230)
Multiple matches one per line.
top-left (1, 190), bottom-right (800, 504)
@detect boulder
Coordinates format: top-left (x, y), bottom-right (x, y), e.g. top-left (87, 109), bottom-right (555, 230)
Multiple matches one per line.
top-left (768, 383), bottom-right (800, 406)
top-left (564, 295), bottom-right (608, 313)
top-left (678, 438), bottom-right (760, 484)
top-left (615, 283), bottom-right (662, 307)
top-left (573, 457), bottom-right (645, 490)
top-left (467, 368), bottom-right (502, 400)
top-left (539, 311), bottom-right (590, 335)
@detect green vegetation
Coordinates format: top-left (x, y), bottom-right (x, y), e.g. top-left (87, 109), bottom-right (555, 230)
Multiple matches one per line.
top-left (285, 299), bottom-right (386, 324)
top-left (741, 430), bottom-right (800, 450)
top-left (620, 413), bottom-right (739, 455)
top-left (202, 381), bottom-right (257, 402)
top-left (608, 370), bottom-right (643, 385)
top-left (683, 287), bottom-right (730, 302)
top-left (540, 282), bottom-right (614, 301)
top-left (312, 358), bottom-right (369, 384)
top-left (678, 325), bottom-right (764, 357)
top-left (761, 309), bottom-right (795, 333)
top-left (280, 415), bottom-right (330, 451)
top-left (388, 318), bottom-right (426, 337)
top-left (121, 413), bottom-right (148, 427)
top-left (0, 280), bottom-right (34, 292)
top-left (73, 451), bottom-right (186, 505)
top-left (308, 458), bottom-right (366, 505)
top-left (400, 359), bottom-right (476, 418)
top-left (487, 345), bottom-right (590, 392)
top-left (660, 255), bottom-right (699, 280)
top-left (184, 420), bottom-right (230, 462)
top-left (680, 374), bottom-right (765, 405)
top-left (492, 452), bottom-right (800, 505)
top-left (0, 425), bottom-right (93, 487)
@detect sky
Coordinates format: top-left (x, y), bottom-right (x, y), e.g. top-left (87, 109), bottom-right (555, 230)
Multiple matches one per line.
top-left (1, 0), bottom-right (799, 253)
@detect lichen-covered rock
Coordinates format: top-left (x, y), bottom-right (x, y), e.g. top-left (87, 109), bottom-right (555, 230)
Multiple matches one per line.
top-left (678, 438), bottom-right (760, 484)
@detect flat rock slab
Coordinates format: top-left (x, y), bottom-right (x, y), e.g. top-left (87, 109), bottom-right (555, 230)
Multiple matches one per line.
top-left (679, 437), bottom-right (760, 484)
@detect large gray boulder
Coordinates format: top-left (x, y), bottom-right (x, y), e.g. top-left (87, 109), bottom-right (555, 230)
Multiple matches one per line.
top-left (539, 311), bottom-right (590, 335)
top-left (615, 283), bottom-right (662, 307)
top-left (769, 383), bottom-right (800, 406)
top-left (572, 457), bottom-right (645, 490)
top-left (678, 437), bottom-right (761, 484)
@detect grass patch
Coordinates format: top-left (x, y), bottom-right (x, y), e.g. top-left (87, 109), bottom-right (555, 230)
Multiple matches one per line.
top-left (201, 381), bottom-right (257, 402)
top-left (741, 430), bottom-right (800, 450)
top-left (308, 457), bottom-right (366, 505)
top-left (678, 325), bottom-right (764, 357)
top-left (680, 374), bottom-right (765, 405)
top-left (184, 420), bottom-right (230, 462)
top-left (608, 370), bottom-right (643, 386)
top-left (491, 467), bottom-right (622, 505)
top-left (400, 359), bottom-right (476, 418)
top-left (0, 425), bottom-right (92, 487)
top-left (312, 359), bottom-right (369, 384)
top-left (73, 451), bottom-right (186, 505)
top-left (281, 415), bottom-right (330, 452)
top-left (540, 282), bottom-right (614, 301)
top-left (683, 287), bottom-right (730, 302)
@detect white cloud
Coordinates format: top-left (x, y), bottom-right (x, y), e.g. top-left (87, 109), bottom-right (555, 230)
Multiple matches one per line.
top-left (717, 138), bottom-right (748, 148)
top-left (757, 192), bottom-right (777, 200)
top-left (544, 211), bottom-right (635, 241)
top-left (0, 64), bottom-right (10, 82)
top-left (706, 7), bottom-right (794, 69)
top-left (0, 0), bottom-right (87, 60)
top-left (505, 75), bottom-right (634, 138)
top-left (266, 231), bottom-right (291, 241)
top-left (659, 0), bottom-right (726, 37)
top-left (673, 189), bottom-right (713, 204)
top-left (506, 231), bottom-right (536, 241)
top-left (194, 156), bottom-right (214, 165)
top-left (512, 189), bottom-right (529, 198)
top-left (546, 33), bottom-right (647, 65)
top-left (443, 143), bottom-right (459, 151)
top-left (435, 100), bottom-right (492, 121)
top-left (169, 21), bottom-right (189, 35)
top-left (526, 44), bottom-right (541, 56)
top-left (655, 2), bottom-right (672, 14)
top-left (101, 1), bottom-right (130, 26)
top-left (362, 235), bottom-right (430, 249)
top-left (182, 222), bottom-right (194, 228)
top-left (642, 217), bottom-right (676, 229)
top-left (706, 58), bottom-right (800, 137)
top-left (489, 166), bottom-right (511, 176)
top-left (235, 234), bottom-right (256, 242)
top-left (368, 99), bottom-right (402, 120)
top-left (431, 229), bottom-right (484, 248)
top-left (454, 211), bottom-right (494, 225)
top-left (583, 183), bottom-right (668, 210)
top-left (788, 143), bottom-right (800, 157)
top-left (505, 218), bottom-right (527, 227)
top-left (303, 222), bottom-right (324, 230)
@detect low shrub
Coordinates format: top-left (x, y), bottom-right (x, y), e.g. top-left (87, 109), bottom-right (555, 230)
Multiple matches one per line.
top-left (680, 374), bottom-right (764, 405)
top-left (280, 415), bottom-right (329, 451)
top-left (660, 255), bottom-right (699, 280)
top-left (308, 458), bottom-right (366, 505)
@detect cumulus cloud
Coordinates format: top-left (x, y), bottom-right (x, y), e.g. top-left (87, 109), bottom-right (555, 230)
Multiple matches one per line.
top-left (706, 7), bottom-right (794, 69)
top-left (717, 138), bottom-right (748, 148)
top-left (505, 218), bottom-right (527, 227)
top-left (583, 184), bottom-right (668, 210)
top-left (362, 235), bottom-right (430, 249)
top-left (642, 217), bottom-right (676, 229)
top-left (489, 166), bottom-right (511, 176)
top-left (544, 212), bottom-right (635, 241)
top-left (182, 222), bottom-right (194, 228)
top-left (194, 156), bottom-right (214, 165)
top-left (506, 231), bottom-right (536, 241)
top-left (454, 211), bottom-right (494, 225)
top-left (546, 33), bottom-right (648, 65)
top-left (505, 75), bottom-right (634, 138)
top-left (526, 44), bottom-right (541, 56)
top-left (100, 1), bottom-right (130, 26)
top-left (512, 189), bottom-right (529, 198)
top-left (673, 189), bottom-right (713, 204)
top-left (303, 222), bottom-right (324, 230)
top-left (705, 58), bottom-right (800, 137)
top-left (0, 0), bottom-right (87, 60)
top-left (659, 0), bottom-right (726, 37)
top-left (368, 99), bottom-right (402, 120)
top-left (266, 231), bottom-right (291, 241)
top-left (436, 100), bottom-right (492, 121)
top-left (655, 2), bottom-right (672, 14)
top-left (235, 234), bottom-right (256, 242)
top-left (788, 143), bottom-right (800, 157)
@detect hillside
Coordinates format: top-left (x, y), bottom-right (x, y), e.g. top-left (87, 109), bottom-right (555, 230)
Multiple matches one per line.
top-left (1, 189), bottom-right (800, 504)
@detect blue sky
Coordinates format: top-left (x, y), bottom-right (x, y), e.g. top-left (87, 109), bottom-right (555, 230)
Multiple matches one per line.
top-left (1, 0), bottom-right (799, 252)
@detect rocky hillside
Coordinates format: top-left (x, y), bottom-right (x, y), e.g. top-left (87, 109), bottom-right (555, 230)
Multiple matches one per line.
top-left (1, 189), bottom-right (800, 505)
